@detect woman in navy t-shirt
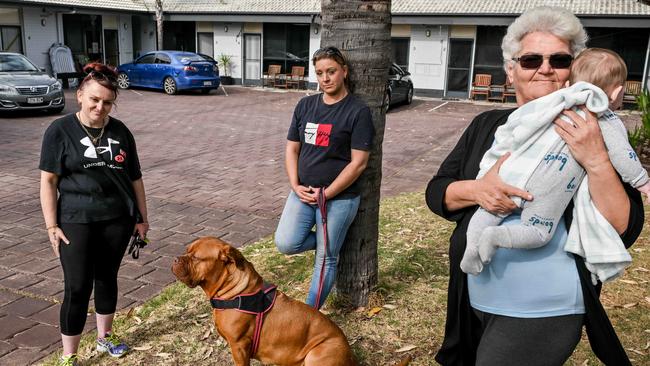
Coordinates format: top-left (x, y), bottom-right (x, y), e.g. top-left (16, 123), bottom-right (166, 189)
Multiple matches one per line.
top-left (274, 46), bottom-right (374, 309)
top-left (39, 63), bottom-right (149, 364)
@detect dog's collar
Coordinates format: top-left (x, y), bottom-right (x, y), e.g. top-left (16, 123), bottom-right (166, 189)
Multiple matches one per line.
top-left (210, 282), bottom-right (277, 314)
top-left (210, 282), bottom-right (277, 356)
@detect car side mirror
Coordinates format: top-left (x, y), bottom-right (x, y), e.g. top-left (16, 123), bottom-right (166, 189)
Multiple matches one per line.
top-left (40, 67), bottom-right (46, 72)
top-left (404, 71), bottom-right (411, 76)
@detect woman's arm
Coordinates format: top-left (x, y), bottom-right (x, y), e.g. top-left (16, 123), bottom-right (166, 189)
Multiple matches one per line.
top-left (132, 178), bottom-right (149, 238)
top-left (321, 149), bottom-right (370, 200)
top-left (285, 140), bottom-right (314, 203)
top-left (444, 153), bottom-right (532, 213)
top-left (555, 108), bottom-right (630, 233)
top-left (40, 171), bottom-right (69, 256)
top-left (427, 110), bottom-right (532, 220)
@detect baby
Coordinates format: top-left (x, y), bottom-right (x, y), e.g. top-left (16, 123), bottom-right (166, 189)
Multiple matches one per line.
top-left (461, 48), bottom-right (650, 275)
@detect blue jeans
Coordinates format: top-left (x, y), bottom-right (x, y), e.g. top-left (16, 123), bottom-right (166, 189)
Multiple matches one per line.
top-left (274, 191), bottom-right (360, 308)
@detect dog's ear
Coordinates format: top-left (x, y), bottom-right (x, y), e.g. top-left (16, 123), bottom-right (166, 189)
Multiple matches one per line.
top-left (219, 245), bottom-right (246, 270)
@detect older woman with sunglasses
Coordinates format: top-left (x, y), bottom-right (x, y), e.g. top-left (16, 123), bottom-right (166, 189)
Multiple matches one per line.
top-left (426, 7), bottom-right (643, 366)
top-left (274, 46), bottom-right (374, 309)
top-left (40, 63), bottom-right (149, 365)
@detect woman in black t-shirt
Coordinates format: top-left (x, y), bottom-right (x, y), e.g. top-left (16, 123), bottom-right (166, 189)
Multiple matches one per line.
top-left (274, 47), bottom-right (375, 309)
top-left (39, 63), bottom-right (149, 365)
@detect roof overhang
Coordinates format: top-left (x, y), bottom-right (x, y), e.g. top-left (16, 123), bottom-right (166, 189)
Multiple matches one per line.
top-left (392, 14), bottom-right (650, 28)
top-left (164, 13), bottom-right (316, 23)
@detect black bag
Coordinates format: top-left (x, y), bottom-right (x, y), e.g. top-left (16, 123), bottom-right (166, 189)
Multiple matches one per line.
top-left (92, 135), bottom-right (148, 259)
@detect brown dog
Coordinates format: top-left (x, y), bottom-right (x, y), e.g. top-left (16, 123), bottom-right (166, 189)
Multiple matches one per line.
top-left (172, 236), bottom-right (358, 366)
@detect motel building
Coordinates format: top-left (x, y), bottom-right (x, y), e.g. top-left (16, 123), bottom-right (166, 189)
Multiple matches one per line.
top-left (1, 0), bottom-right (648, 98)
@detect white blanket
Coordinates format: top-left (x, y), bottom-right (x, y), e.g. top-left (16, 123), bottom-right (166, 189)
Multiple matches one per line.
top-left (478, 81), bottom-right (631, 283)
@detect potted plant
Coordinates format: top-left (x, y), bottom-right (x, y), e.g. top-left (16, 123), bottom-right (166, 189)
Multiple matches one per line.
top-left (218, 53), bottom-right (234, 85)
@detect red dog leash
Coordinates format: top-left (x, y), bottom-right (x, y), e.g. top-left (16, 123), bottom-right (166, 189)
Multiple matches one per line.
top-left (314, 187), bottom-right (328, 309)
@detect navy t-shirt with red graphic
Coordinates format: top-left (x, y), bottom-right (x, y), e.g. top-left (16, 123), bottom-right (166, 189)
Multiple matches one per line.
top-left (39, 113), bottom-right (142, 223)
top-left (287, 93), bottom-right (374, 198)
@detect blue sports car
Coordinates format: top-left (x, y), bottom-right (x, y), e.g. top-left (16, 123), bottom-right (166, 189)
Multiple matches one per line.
top-left (116, 51), bottom-right (220, 95)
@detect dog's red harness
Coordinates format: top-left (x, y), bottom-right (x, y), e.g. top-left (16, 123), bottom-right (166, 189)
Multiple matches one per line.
top-left (210, 282), bottom-right (277, 356)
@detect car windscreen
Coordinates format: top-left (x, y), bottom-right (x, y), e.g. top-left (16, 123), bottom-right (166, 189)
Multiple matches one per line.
top-left (0, 54), bottom-right (39, 72)
top-left (174, 53), bottom-right (205, 63)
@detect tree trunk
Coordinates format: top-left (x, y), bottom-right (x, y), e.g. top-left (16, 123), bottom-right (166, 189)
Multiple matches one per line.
top-left (155, 0), bottom-right (164, 51)
top-left (320, 0), bottom-right (391, 307)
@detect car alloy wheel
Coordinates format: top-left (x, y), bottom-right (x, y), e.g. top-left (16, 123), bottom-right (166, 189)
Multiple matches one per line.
top-left (117, 73), bottom-right (130, 89)
top-left (406, 86), bottom-right (414, 105)
top-left (383, 91), bottom-right (391, 113)
top-left (163, 77), bottom-right (177, 95)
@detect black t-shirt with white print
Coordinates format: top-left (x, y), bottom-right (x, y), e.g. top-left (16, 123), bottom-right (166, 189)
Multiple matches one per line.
top-left (287, 93), bottom-right (374, 198)
top-left (39, 113), bottom-right (142, 223)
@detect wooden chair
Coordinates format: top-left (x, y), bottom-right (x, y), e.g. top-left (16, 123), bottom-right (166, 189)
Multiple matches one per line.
top-left (623, 80), bottom-right (642, 107)
top-left (502, 79), bottom-right (516, 102)
top-left (470, 74), bottom-right (492, 100)
top-left (487, 82), bottom-right (505, 102)
top-left (285, 66), bottom-right (306, 89)
top-left (262, 64), bottom-right (282, 88)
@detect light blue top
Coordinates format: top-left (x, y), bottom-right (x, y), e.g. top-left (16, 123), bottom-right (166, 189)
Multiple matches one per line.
top-left (468, 213), bottom-right (585, 318)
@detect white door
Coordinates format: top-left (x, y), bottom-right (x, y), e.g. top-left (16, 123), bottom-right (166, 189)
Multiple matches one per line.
top-left (244, 34), bottom-right (261, 85)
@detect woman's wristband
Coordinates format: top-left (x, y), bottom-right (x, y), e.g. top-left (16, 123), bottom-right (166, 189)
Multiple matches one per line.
top-left (46, 224), bottom-right (58, 230)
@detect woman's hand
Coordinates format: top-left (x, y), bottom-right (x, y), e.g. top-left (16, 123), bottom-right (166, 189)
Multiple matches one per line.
top-left (555, 106), bottom-right (630, 233)
top-left (554, 107), bottom-right (610, 172)
top-left (474, 153), bottom-right (533, 214)
top-left (134, 222), bottom-right (149, 239)
top-left (293, 184), bottom-right (317, 204)
top-left (48, 227), bottom-right (70, 257)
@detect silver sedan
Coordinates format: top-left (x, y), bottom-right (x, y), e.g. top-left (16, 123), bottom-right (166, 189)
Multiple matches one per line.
top-left (0, 52), bottom-right (65, 113)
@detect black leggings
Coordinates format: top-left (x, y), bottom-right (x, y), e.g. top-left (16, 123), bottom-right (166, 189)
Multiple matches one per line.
top-left (59, 216), bottom-right (134, 336)
top-left (474, 309), bottom-right (584, 366)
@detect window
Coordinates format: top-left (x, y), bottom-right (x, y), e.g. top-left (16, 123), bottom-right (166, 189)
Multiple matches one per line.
top-left (136, 54), bottom-right (155, 64)
top-left (391, 38), bottom-right (409, 71)
top-left (0, 54), bottom-right (38, 71)
top-left (63, 14), bottom-right (103, 70)
top-left (586, 27), bottom-right (650, 81)
top-left (155, 53), bottom-right (171, 64)
top-left (473, 26), bottom-right (507, 84)
top-left (0, 26), bottom-right (22, 53)
top-left (263, 23), bottom-right (309, 76)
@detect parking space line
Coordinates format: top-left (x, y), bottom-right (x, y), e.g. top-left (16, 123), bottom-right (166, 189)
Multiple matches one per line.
top-left (130, 89), bottom-right (143, 96)
top-left (428, 101), bottom-right (449, 112)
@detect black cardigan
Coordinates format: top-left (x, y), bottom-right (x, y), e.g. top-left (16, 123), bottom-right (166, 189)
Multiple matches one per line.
top-left (425, 108), bottom-right (644, 366)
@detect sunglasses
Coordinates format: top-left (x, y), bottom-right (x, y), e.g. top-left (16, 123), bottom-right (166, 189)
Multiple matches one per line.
top-left (314, 46), bottom-right (344, 58)
top-left (511, 53), bottom-right (574, 69)
top-left (313, 47), bottom-right (347, 65)
top-left (86, 70), bottom-right (118, 87)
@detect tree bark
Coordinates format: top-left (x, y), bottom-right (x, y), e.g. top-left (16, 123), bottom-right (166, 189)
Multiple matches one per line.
top-left (155, 0), bottom-right (164, 51)
top-left (320, 0), bottom-right (391, 307)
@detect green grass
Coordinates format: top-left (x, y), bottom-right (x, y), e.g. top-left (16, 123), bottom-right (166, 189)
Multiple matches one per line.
top-left (39, 192), bottom-right (650, 365)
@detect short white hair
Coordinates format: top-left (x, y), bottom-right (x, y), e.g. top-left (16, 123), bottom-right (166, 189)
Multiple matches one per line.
top-left (502, 6), bottom-right (588, 69)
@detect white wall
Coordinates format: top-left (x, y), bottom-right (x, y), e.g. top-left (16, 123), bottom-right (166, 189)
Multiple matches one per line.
top-left (118, 15), bottom-right (133, 64)
top-left (308, 23), bottom-right (320, 84)
top-left (213, 22), bottom-right (243, 78)
top-left (139, 17), bottom-right (156, 54)
top-left (22, 7), bottom-right (59, 73)
top-left (408, 25), bottom-right (448, 93)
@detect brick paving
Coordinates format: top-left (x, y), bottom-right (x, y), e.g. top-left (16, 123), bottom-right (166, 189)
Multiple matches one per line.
top-left (0, 86), bottom-right (639, 364)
